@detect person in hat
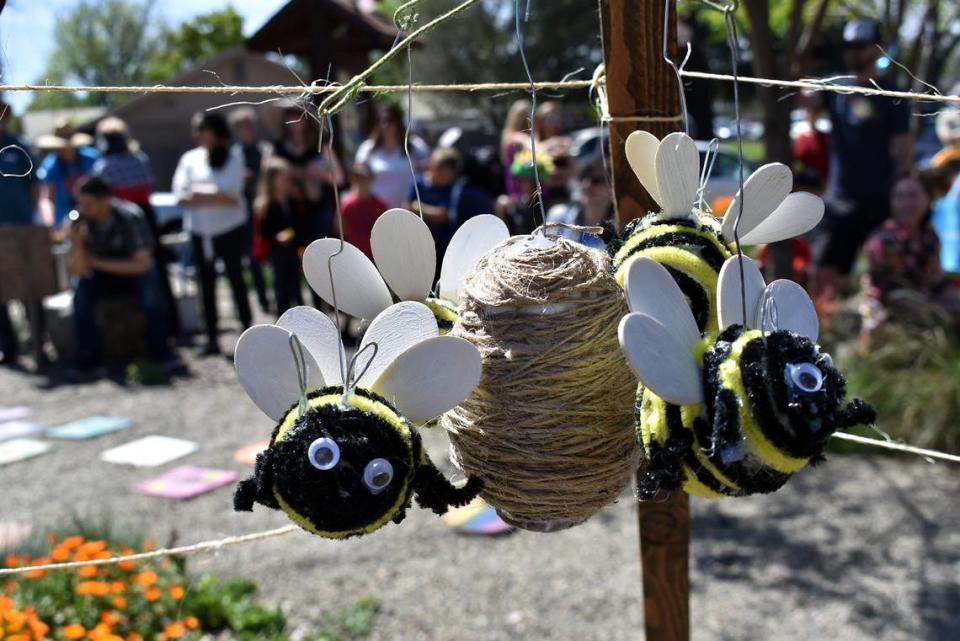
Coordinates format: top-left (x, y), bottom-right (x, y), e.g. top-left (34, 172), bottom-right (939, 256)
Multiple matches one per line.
top-left (806, 18), bottom-right (913, 305)
top-left (0, 98), bottom-right (46, 367)
top-left (37, 119), bottom-right (99, 227)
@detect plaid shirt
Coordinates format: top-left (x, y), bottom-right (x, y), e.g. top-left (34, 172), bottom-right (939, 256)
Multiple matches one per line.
top-left (93, 151), bottom-right (153, 191)
top-left (864, 218), bottom-right (947, 302)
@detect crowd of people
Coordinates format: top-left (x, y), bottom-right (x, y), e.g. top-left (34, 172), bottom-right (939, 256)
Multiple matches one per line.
top-left (0, 17), bottom-right (959, 376)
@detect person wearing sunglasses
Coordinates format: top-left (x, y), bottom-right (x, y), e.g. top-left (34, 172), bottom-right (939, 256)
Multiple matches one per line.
top-left (544, 159), bottom-right (615, 250)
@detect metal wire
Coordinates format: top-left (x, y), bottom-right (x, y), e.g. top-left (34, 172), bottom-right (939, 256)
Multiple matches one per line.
top-left (515, 0), bottom-right (547, 227)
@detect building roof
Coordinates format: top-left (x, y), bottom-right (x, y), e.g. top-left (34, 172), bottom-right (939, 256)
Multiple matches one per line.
top-left (247, 0), bottom-right (399, 61)
top-left (21, 107), bottom-right (107, 144)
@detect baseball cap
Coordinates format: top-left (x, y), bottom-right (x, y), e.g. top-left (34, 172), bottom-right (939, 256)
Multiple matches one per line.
top-left (843, 19), bottom-right (881, 45)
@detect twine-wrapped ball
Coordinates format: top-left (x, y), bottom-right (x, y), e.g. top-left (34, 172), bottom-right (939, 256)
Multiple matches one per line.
top-left (442, 236), bottom-right (640, 531)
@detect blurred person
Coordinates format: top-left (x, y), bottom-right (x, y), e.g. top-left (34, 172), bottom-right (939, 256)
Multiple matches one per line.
top-left (534, 101), bottom-right (565, 143)
top-left (407, 147), bottom-right (494, 272)
top-left (860, 174), bottom-right (960, 340)
top-left (501, 99), bottom-right (531, 199)
top-left (68, 176), bottom-right (169, 372)
top-left (356, 102), bottom-right (429, 209)
top-left (254, 157), bottom-right (303, 315)
top-left (0, 99), bottom-right (46, 366)
top-left (173, 112), bottom-right (251, 356)
top-left (807, 18), bottom-right (912, 297)
top-left (229, 107), bottom-right (271, 314)
top-left (92, 117), bottom-right (179, 338)
top-left (545, 159), bottom-right (614, 250)
top-left (37, 120), bottom-right (99, 227)
top-left (496, 148), bottom-right (553, 236)
top-left (931, 100), bottom-right (960, 171)
top-left (792, 104), bottom-right (830, 182)
top-left (341, 161), bottom-right (387, 260)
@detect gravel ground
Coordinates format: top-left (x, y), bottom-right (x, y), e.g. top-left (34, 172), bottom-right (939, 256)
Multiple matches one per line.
top-left (2, 321), bottom-right (959, 641)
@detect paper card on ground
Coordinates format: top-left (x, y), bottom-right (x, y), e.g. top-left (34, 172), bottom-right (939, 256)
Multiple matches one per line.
top-left (0, 407), bottom-right (31, 423)
top-left (0, 438), bottom-right (53, 466)
top-left (0, 421), bottom-right (42, 441)
top-left (0, 522), bottom-right (32, 549)
top-left (101, 436), bottom-right (198, 467)
top-left (48, 416), bottom-right (132, 440)
top-left (234, 440), bottom-right (269, 465)
top-left (135, 466), bottom-right (237, 500)
top-left (441, 498), bottom-right (514, 536)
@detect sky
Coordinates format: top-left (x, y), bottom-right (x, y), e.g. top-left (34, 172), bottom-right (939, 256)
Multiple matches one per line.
top-left (0, 0), bottom-right (290, 111)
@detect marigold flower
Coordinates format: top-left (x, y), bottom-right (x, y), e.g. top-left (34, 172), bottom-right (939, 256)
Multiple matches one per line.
top-left (62, 536), bottom-right (85, 549)
top-left (100, 611), bottom-right (122, 626)
top-left (163, 622), bottom-right (186, 638)
top-left (7, 633), bottom-right (30, 641)
top-left (63, 623), bottom-right (87, 639)
top-left (76, 581), bottom-right (111, 597)
top-left (117, 550), bottom-right (136, 571)
top-left (183, 616), bottom-right (199, 630)
top-left (126, 634), bottom-right (143, 641)
top-left (50, 547), bottom-right (70, 562)
top-left (78, 541), bottom-right (107, 557)
top-left (88, 622), bottom-right (113, 640)
top-left (144, 587), bottom-right (161, 602)
top-left (112, 597), bottom-right (127, 610)
top-left (4, 554), bottom-right (19, 568)
top-left (110, 582), bottom-right (125, 594)
top-left (0, 595), bottom-right (13, 611)
top-left (4, 607), bottom-right (25, 631)
top-left (142, 538), bottom-right (156, 552)
top-left (133, 571), bottom-right (157, 587)
top-left (24, 569), bottom-right (46, 579)
top-left (169, 586), bottom-right (184, 600)
top-left (79, 566), bottom-right (99, 579)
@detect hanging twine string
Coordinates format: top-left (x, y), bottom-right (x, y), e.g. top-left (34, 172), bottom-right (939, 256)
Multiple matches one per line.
top-left (442, 236), bottom-right (640, 532)
top-left (0, 74), bottom-right (957, 105)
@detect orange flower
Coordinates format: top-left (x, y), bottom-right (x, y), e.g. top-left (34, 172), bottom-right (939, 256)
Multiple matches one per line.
top-left (77, 541), bottom-right (107, 557)
top-left (126, 634), bottom-right (143, 641)
top-left (111, 597), bottom-right (127, 610)
top-left (144, 587), bottom-right (161, 602)
top-left (183, 616), bottom-right (199, 630)
top-left (79, 566), bottom-right (98, 578)
top-left (76, 581), bottom-right (111, 597)
top-left (169, 586), bottom-right (184, 600)
top-left (163, 622), bottom-right (186, 638)
top-left (26, 610), bottom-right (48, 639)
top-left (87, 622), bottom-right (113, 640)
top-left (4, 608), bottom-right (26, 631)
top-left (4, 554), bottom-right (19, 568)
top-left (63, 623), bottom-right (87, 639)
top-left (117, 549), bottom-right (136, 571)
top-left (7, 634), bottom-right (30, 641)
top-left (62, 536), bottom-right (85, 550)
top-left (0, 595), bottom-right (13, 610)
top-left (110, 582), bottom-right (125, 594)
top-left (142, 538), bottom-right (156, 552)
top-left (100, 611), bottom-right (122, 626)
top-left (133, 571), bottom-right (157, 587)
top-left (25, 569), bottom-right (46, 580)
top-left (50, 547), bottom-right (70, 562)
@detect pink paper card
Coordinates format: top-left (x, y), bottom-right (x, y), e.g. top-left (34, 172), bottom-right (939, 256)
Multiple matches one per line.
top-left (135, 466), bottom-right (237, 500)
top-left (0, 407), bottom-right (31, 423)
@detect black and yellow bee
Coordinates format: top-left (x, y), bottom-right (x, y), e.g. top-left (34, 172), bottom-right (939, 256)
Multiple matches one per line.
top-left (618, 257), bottom-right (875, 499)
top-left (233, 303), bottom-right (484, 538)
top-left (611, 131), bottom-right (824, 332)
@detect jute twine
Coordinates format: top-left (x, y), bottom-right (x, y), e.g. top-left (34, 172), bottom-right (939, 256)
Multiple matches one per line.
top-left (442, 236), bottom-right (640, 532)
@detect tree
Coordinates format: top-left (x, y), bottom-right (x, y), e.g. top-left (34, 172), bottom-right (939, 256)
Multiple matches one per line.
top-left (148, 6), bottom-right (245, 81)
top-left (30, 0), bottom-right (162, 109)
top-left (28, 2), bottom-right (246, 111)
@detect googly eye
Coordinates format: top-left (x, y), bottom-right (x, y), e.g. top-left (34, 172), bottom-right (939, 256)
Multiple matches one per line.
top-left (786, 362), bottom-right (824, 394)
top-left (307, 437), bottom-right (340, 470)
top-left (362, 458), bottom-right (394, 494)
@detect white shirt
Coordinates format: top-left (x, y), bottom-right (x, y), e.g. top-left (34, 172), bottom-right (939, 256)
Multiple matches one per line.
top-left (355, 137), bottom-right (429, 210)
top-left (172, 146), bottom-right (247, 258)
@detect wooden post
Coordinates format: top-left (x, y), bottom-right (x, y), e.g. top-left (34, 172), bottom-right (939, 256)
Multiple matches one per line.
top-left (599, 2), bottom-right (691, 641)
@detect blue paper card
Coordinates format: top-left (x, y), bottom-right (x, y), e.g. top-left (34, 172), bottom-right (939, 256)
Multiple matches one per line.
top-left (48, 416), bottom-right (132, 440)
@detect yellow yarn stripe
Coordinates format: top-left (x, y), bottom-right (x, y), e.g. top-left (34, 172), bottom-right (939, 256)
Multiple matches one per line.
top-left (719, 333), bottom-right (809, 475)
top-left (614, 223), bottom-right (729, 273)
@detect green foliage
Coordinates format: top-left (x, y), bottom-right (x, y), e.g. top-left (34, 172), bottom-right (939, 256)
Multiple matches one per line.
top-left (28, 2), bottom-right (245, 111)
top-left (305, 597), bottom-right (381, 641)
top-left (148, 6), bottom-right (245, 82)
top-left (836, 324), bottom-right (960, 454)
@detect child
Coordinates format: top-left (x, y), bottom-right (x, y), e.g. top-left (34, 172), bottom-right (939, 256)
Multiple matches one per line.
top-left (254, 157), bottom-right (304, 315)
top-left (341, 161), bottom-right (387, 259)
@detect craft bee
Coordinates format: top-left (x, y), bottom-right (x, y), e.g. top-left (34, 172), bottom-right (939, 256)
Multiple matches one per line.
top-left (233, 302), bottom-right (483, 538)
top-left (611, 131), bottom-right (825, 331)
top-left (618, 256), bottom-right (875, 499)
top-left (303, 209), bottom-right (509, 332)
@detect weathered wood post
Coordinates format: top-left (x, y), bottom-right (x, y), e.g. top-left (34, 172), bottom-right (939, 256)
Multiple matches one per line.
top-left (599, 1), bottom-right (691, 640)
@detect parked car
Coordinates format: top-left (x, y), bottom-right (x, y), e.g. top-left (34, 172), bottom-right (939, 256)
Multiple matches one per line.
top-left (150, 192), bottom-right (183, 235)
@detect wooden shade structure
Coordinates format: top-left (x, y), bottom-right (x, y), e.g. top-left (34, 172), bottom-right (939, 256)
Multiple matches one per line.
top-left (247, 0), bottom-right (401, 80)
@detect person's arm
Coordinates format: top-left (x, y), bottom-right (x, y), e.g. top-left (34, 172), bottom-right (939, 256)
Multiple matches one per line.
top-left (37, 183), bottom-right (56, 227)
top-left (67, 221), bottom-right (91, 276)
top-left (87, 248), bottom-right (153, 277)
top-left (415, 202), bottom-right (449, 224)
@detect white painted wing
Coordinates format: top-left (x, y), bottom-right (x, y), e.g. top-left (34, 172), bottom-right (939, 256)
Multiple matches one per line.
top-left (717, 255), bottom-right (767, 330)
top-left (720, 163), bottom-right (793, 243)
top-left (437, 214), bottom-right (510, 302)
top-left (654, 132), bottom-right (699, 217)
top-left (354, 302), bottom-right (439, 388)
top-left (371, 208), bottom-right (436, 302)
top-left (235, 324), bottom-right (325, 421)
top-left (738, 191), bottom-right (825, 245)
top-left (760, 280), bottom-right (820, 343)
top-left (623, 257), bottom-right (699, 351)
top-left (276, 306), bottom-right (345, 385)
top-left (624, 130), bottom-right (662, 208)
top-left (303, 238), bottom-right (394, 321)
top-left (618, 312), bottom-right (704, 405)
top-left (371, 336), bottom-right (482, 422)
